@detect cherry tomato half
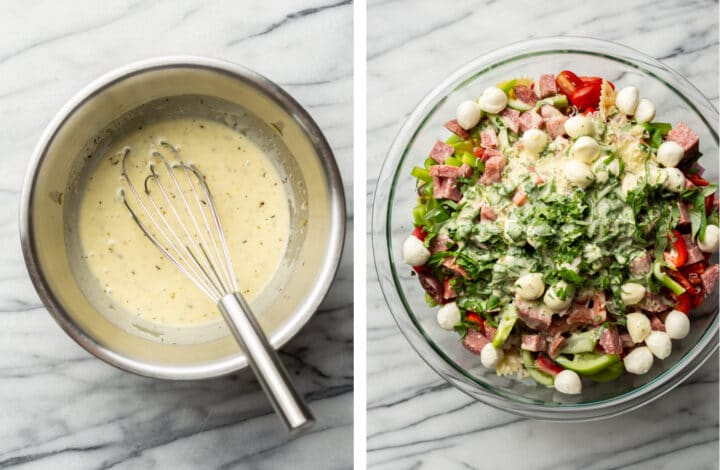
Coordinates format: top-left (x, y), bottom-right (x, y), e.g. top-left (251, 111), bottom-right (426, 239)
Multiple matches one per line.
top-left (570, 83), bottom-right (602, 111)
top-left (579, 76), bottom-right (615, 89)
top-left (556, 70), bottom-right (583, 96)
top-left (412, 225), bottom-right (428, 242)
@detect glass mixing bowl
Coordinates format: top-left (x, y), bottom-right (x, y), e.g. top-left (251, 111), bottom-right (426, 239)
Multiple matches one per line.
top-left (372, 37), bottom-right (719, 420)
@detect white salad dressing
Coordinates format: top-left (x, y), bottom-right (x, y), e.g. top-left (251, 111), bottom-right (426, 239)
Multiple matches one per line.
top-left (75, 118), bottom-right (290, 343)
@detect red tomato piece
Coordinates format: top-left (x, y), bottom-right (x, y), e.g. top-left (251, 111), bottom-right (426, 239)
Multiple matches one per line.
top-left (663, 230), bottom-right (688, 268)
top-left (412, 226), bottom-right (428, 242)
top-left (465, 312), bottom-right (484, 329)
top-left (535, 355), bottom-right (564, 377)
top-left (570, 83), bottom-right (602, 111)
top-left (583, 107), bottom-right (596, 116)
top-left (579, 76), bottom-right (615, 89)
top-left (674, 292), bottom-right (692, 314)
top-left (472, 146), bottom-right (485, 159)
top-left (686, 173), bottom-right (709, 186)
top-left (556, 70), bottom-right (583, 96)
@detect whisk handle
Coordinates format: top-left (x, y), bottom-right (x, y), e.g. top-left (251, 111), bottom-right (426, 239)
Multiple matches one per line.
top-left (218, 293), bottom-right (315, 433)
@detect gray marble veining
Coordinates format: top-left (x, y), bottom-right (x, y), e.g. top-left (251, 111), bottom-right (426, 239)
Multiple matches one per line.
top-left (367, 0), bottom-right (718, 468)
top-left (0, 1), bottom-right (352, 468)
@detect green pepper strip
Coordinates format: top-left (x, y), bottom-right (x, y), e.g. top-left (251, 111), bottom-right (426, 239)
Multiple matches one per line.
top-left (411, 167), bottom-right (432, 183)
top-left (652, 261), bottom-right (686, 296)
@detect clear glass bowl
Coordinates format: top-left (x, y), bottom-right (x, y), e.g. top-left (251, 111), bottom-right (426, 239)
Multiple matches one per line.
top-left (372, 37), bottom-right (719, 420)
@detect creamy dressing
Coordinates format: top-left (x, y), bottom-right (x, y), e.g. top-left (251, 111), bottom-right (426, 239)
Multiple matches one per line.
top-left (75, 117), bottom-right (289, 342)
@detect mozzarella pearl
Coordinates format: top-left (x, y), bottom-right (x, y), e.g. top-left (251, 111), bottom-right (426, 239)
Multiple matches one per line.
top-left (616, 86), bottom-right (640, 115)
top-left (554, 369), bottom-right (582, 395)
top-left (662, 168), bottom-right (686, 193)
top-left (565, 160), bottom-right (595, 188)
top-left (623, 346), bottom-right (654, 375)
top-left (634, 98), bottom-right (656, 123)
top-left (402, 235), bottom-right (430, 266)
top-left (698, 224), bottom-right (720, 252)
top-left (620, 282), bottom-right (646, 305)
top-left (564, 115), bottom-right (594, 138)
top-left (645, 165), bottom-right (668, 187)
top-left (543, 281), bottom-right (572, 312)
top-left (626, 312), bottom-right (652, 343)
top-left (571, 136), bottom-right (601, 163)
top-left (664, 310), bottom-right (690, 339)
top-left (592, 158), bottom-right (609, 184)
top-left (621, 173), bottom-right (640, 199)
top-left (522, 129), bottom-right (549, 155)
top-left (645, 331), bottom-right (672, 360)
top-left (456, 100), bottom-right (482, 130)
top-left (606, 158), bottom-right (621, 177)
top-left (478, 87), bottom-right (508, 114)
top-left (436, 302), bottom-right (461, 330)
top-left (515, 272), bottom-right (545, 300)
top-left (480, 343), bottom-right (504, 369)
top-left (656, 141), bottom-right (685, 168)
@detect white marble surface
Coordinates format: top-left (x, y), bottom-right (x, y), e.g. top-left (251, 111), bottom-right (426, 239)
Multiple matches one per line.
top-left (0, 1), bottom-right (352, 468)
top-left (367, 0), bottom-right (719, 468)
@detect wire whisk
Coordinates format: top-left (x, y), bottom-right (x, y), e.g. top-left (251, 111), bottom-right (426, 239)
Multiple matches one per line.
top-left (120, 142), bottom-right (313, 433)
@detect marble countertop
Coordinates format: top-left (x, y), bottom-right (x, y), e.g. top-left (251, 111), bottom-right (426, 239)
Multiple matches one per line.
top-left (0, 1), bottom-right (352, 468)
top-left (367, 0), bottom-right (718, 468)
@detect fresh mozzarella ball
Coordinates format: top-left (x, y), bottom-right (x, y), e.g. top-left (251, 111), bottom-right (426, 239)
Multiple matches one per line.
top-left (402, 235), bottom-right (430, 266)
top-left (645, 331), bottom-right (672, 359)
top-left (621, 173), bottom-right (640, 199)
top-left (522, 129), bottom-right (549, 155)
top-left (606, 158), bottom-right (621, 177)
top-left (571, 136), bottom-right (601, 163)
top-left (662, 168), bottom-right (686, 193)
top-left (436, 302), bottom-right (461, 330)
top-left (698, 224), bottom-right (720, 252)
top-left (559, 257), bottom-right (582, 275)
top-left (623, 346), bottom-right (654, 375)
top-left (620, 282), bottom-right (646, 305)
top-left (645, 165), bottom-right (667, 186)
top-left (478, 87), bottom-right (508, 114)
top-left (634, 98), bottom-right (656, 123)
top-left (656, 141), bottom-right (685, 168)
top-left (554, 369), bottom-right (582, 395)
top-left (515, 272), bottom-right (545, 300)
top-left (480, 343), bottom-right (504, 368)
top-left (564, 115), bottom-right (595, 138)
top-left (615, 86), bottom-right (640, 115)
top-left (565, 160), bottom-right (595, 188)
top-left (626, 312), bottom-right (652, 343)
top-left (592, 159), bottom-right (609, 184)
top-left (543, 281), bottom-right (573, 312)
top-left (456, 100), bottom-right (482, 130)
top-left (665, 310), bottom-right (690, 339)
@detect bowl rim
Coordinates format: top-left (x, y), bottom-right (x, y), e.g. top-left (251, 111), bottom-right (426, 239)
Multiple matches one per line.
top-left (19, 55), bottom-right (346, 380)
top-left (372, 36), bottom-right (719, 419)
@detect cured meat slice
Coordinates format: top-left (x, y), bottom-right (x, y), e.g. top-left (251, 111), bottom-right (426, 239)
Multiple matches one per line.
top-left (429, 140), bottom-right (455, 163)
top-left (538, 74), bottom-right (557, 98)
top-left (667, 122), bottom-right (699, 158)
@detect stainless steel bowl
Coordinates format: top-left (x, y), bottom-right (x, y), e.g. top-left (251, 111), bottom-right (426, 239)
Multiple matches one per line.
top-left (20, 56), bottom-right (345, 379)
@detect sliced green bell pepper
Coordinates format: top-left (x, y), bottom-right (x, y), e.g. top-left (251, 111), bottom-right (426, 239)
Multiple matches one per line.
top-left (585, 361), bottom-right (625, 383)
top-left (652, 261), bottom-right (686, 296)
top-left (492, 304), bottom-right (518, 348)
top-left (555, 352), bottom-right (620, 376)
top-left (521, 350), bottom-right (554, 387)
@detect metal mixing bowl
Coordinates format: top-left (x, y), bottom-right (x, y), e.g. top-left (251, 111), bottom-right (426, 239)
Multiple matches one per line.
top-left (20, 56), bottom-right (345, 379)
